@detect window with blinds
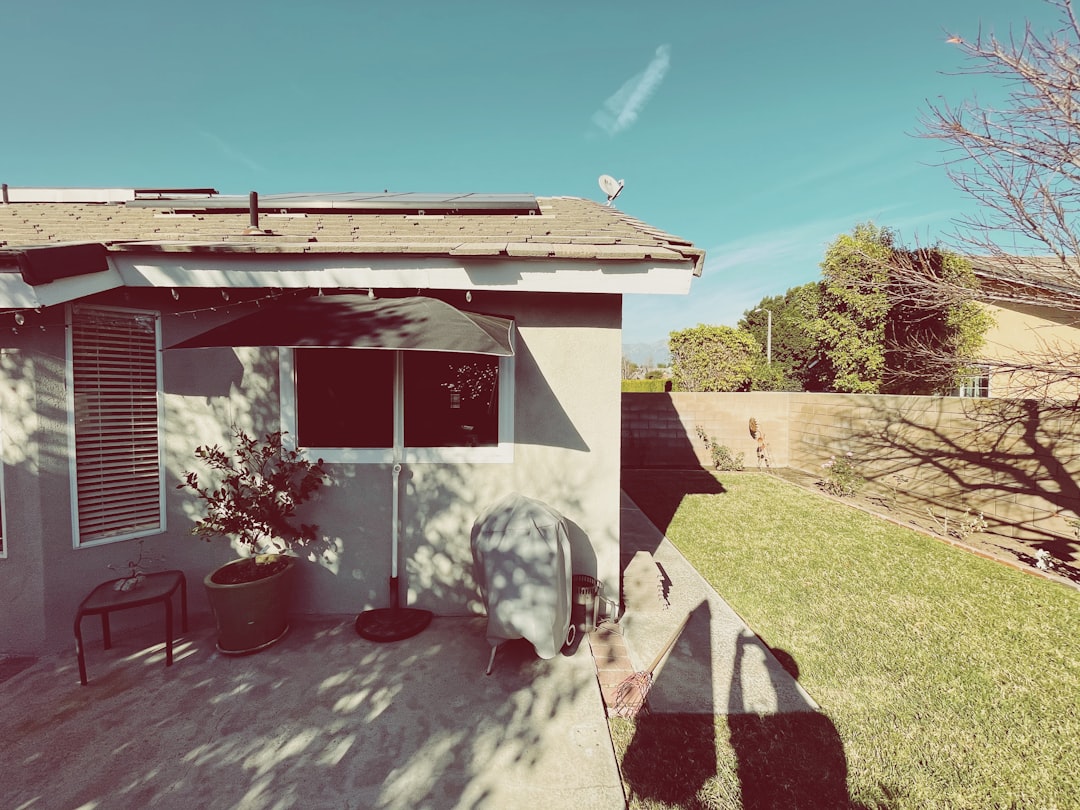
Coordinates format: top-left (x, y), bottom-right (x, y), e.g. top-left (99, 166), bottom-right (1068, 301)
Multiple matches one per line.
top-left (69, 306), bottom-right (164, 546)
top-left (0, 412), bottom-right (5, 559)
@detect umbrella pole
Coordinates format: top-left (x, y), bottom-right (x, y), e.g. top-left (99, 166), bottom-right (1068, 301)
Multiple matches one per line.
top-left (389, 462), bottom-right (402, 608)
top-left (354, 459), bottom-right (433, 642)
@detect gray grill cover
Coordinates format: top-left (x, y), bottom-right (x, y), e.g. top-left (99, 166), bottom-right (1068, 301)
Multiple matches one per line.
top-left (470, 493), bottom-right (572, 659)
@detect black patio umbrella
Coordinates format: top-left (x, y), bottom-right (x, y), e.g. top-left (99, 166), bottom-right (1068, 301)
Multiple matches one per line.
top-left (168, 293), bottom-right (515, 642)
top-left (166, 294), bottom-right (514, 355)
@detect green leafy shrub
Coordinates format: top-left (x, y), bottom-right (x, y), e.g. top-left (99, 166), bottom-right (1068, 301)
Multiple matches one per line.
top-left (180, 427), bottom-right (328, 555)
top-left (622, 379), bottom-right (670, 392)
top-left (669, 324), bottom-right (759, 392)
top-left (820, 452), bottom-right (862, 497)
top-left (695, 425), bottom-right (745, 471)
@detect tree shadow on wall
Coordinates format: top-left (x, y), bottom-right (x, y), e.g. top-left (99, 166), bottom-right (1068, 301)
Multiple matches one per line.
top-left (848, 396), bottom-right (1080, 565)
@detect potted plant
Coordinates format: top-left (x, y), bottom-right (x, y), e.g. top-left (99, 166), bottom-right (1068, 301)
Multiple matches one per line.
top-left (179, 427), bottom-right (328, 654)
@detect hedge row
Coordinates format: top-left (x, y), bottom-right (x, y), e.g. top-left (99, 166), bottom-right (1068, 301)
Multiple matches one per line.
top-left (621, 379), bottom-right (671, 393)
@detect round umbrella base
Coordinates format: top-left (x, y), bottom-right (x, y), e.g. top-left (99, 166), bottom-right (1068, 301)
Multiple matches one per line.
top-left (355, 607), bottom-right (433, 642)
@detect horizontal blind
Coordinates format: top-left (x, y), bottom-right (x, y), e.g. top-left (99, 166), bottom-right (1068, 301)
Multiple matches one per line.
top-left (72, 308), bottom-right (162, 543)
top-left (0, 412), bottom-right (4, 556)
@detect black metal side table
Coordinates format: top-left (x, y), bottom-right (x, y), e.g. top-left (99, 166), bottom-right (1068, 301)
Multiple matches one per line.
top-left (74, 570), bottom-right (188, 685)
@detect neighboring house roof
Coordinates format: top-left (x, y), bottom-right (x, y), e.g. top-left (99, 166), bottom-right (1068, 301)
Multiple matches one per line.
top-left (969, 256), bottom-right (1080, 305)
top-left (0, 188), bottom-right (704, 310)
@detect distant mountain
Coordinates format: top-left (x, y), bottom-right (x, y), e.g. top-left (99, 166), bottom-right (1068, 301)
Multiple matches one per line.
top-left (622, 340), bottom-right (670, 367)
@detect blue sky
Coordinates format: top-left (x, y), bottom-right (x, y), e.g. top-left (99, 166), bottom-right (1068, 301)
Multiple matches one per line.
top-left (0, 0), bottom-right (1062, 345)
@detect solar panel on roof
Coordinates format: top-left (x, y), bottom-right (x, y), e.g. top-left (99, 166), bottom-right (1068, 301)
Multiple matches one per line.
top-left (127, 191), bottom-right (540, 215)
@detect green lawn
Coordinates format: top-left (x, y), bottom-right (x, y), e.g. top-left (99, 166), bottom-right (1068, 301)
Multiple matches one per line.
top-left (614, 470), bottom-right (1080, 810)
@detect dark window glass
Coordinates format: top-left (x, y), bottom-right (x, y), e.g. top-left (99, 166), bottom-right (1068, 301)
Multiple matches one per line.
top-left (296, 349), bottom-right (394, 448)
top-left (404, 353), bottom-right (499, 448)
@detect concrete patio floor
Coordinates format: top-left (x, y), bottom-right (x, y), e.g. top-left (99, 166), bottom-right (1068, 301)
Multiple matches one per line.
top-left (2, 615), bottom-right (625, 810)
top-left (2, 493), bottom-right (821, 809)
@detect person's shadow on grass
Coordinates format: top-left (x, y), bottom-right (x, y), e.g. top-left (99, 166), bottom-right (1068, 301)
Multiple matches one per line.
top-left (617, 603), bottom-right (717, 807)
top-left (619, 604), bottom-right (867, 809)
top-left (729, 636), bottom-right (869, 809)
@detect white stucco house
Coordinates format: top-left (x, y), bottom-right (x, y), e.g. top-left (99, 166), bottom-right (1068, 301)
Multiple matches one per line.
top-left (0, 187), bottom-right (704, 654)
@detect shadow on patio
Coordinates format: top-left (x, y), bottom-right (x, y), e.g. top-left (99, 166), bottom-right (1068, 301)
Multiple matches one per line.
top-left (2, 616), bottom-right (624, 809)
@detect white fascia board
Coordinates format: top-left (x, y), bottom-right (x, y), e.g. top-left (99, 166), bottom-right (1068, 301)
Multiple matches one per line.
top-left (5, 187), bottom-right (137, 203)
top-left (112, 254), bottom-right (696, 295)
top-left (0, 260), bottom-right (124, 308)
top-left (0, 274), bottom-right (42, 308)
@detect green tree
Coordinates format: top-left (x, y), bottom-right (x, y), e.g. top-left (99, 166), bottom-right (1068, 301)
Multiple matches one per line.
top-left (811, 223), bottom-right (894, 393)
top-left (734, 226), bottom-right (990, 395)
top-left (806, 224), bottom-right (990, 394)
top-left (740, 282), bottom-right (823, 391)
top-left (748, 361), bottom-right (800, 391)
top-left (669, 324), bottom-right (761, 392)
top-left (883, 248), bottom-right (994, 394)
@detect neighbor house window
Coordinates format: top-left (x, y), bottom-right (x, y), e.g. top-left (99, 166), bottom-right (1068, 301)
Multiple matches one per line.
top-left (956, 365), bottom-right (991, 398)
top-left (281, 348), bottom-right (513, 463)
top-left (68, 306), bottom-right (164, 547)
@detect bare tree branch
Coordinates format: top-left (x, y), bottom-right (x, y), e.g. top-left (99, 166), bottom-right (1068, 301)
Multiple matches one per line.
top-left (905, 0), bottom-right (1080, 403)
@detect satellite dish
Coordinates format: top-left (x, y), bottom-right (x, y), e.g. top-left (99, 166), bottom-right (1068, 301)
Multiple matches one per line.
top-left (598, 174), bottom-right (625, 206)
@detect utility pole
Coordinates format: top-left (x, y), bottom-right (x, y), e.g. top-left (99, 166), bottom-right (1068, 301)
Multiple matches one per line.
top-left (754, 308), bottom-right (772, 364)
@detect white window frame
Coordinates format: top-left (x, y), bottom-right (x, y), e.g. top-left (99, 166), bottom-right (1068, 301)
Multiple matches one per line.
top-left (280, 348), bottom-right (514, 464)
top-left (66, 305), bottom-right (166, 548)
top-left (956, 364), bottom-right (991, 398)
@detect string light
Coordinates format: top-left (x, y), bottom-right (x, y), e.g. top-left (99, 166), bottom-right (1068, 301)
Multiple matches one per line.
top-left (171, 289), bottom-right (297, 317)
top-left (1, 288), bottom-right (310, 332)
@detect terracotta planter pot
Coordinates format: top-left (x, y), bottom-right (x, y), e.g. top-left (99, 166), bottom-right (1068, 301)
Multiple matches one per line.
top-left (203, 556), bottom-right (295, 654)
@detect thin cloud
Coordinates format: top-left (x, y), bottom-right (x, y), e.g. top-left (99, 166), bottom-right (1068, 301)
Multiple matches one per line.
top-left (591, 45), bottom-right (671, 137)
top-left (196, 128), bottom-right (266, 173)
top-left (623, 214), bottom-right (882, 343)
top-left (705, 217), bottom-right (851, 276)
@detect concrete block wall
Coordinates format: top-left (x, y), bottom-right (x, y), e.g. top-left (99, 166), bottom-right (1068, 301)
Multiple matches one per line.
top-left (621, 392), bottom-right (790, 469)
top-left (623, 392), bottom-right (1080, 544)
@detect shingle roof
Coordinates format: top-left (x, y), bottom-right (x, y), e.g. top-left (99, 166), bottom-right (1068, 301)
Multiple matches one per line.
top-left (0, 193), bottom-right (704, 276)
top-left (969, 255), bottom-right (1080, 303)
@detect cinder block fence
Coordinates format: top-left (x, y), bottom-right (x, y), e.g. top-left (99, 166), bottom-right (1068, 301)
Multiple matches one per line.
top-left (622, 392), bottom-right (1080, 544)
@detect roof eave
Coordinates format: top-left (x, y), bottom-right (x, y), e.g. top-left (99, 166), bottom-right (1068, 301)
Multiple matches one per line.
top-left (111, 251), bottom-right (698, 296)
